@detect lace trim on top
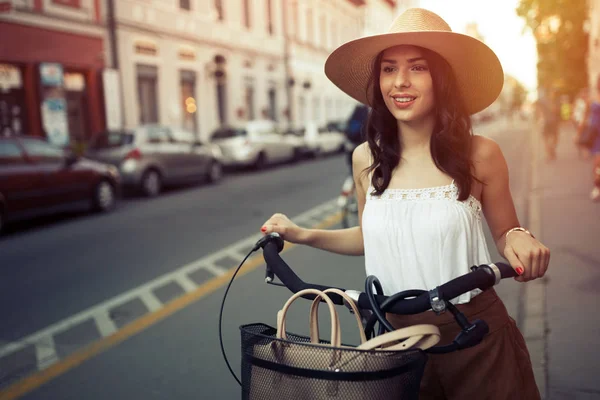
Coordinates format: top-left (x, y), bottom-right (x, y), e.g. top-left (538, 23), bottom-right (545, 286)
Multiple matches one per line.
top-left (366, 182), bottom-right (482, 219)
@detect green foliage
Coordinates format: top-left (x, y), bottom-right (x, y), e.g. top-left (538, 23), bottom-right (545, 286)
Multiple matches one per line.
top-left (516, 0), bottom-right (589, 100)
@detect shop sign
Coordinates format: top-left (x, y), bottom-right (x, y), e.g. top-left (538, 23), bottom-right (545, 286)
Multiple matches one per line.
top-left (40, 63), bottom-right (64, 87)
top-left (102, 69), bottom-right (123, 130)
top-left (134, 41), bottom-right (158, 56)
top-left (52, 0), bottom-right (81, 7)
top-left (0, 64), bottom-right (22, 91)
top-left (0, 1), bottom-right (11, 13)
top-left (178, 47), bottom-right (196, 61)
top-left (41, 98), bottom-right (69, 146)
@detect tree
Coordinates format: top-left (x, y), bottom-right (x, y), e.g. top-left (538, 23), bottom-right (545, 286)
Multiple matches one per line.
top-left (516, 0), bottom-right (588, 100)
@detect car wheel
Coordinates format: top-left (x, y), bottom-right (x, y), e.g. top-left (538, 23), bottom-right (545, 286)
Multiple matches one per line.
top-left (141, 169), bottom-right (162, 197)
top-left (93, 180), bottom-right (117, 212)
top-left (207, 160), bottom-right (223, 183)
top-left (254, 152), bottom-right (267, 170)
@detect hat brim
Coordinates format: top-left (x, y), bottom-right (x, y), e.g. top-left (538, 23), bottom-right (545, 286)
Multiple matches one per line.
top-left (324, 31), bottom-right (504, 115)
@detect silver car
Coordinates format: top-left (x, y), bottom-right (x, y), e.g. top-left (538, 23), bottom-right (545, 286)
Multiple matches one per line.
top-left (210, 120), bottom-right (297, 169)
top-left (86, 124), bottom-right (223, 197)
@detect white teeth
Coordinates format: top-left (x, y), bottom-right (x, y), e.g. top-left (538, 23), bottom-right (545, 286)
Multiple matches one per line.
top-left (393, 97), bottom-right (415, 103)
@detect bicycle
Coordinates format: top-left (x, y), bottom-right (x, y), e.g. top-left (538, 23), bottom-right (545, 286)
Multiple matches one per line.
top-left (219, 233), bottom-right (518, 399)
top-left (337, 175), bottom-right (359, 228)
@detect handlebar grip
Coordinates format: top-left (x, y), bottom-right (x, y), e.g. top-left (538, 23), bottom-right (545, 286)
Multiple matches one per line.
top-left (262, 239), bottom-right (345, 302)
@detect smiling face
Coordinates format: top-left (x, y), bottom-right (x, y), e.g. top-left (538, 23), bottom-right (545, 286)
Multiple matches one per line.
top-left (379, 45), bottom-right (436, 125)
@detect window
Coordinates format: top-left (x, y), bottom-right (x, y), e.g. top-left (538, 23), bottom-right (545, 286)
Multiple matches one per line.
top-left (306, 8), bottom-right (313, 43)
top-left (170, 128), bottom-right (195, 144)
top-left (243, 0), bottom-right (251, 29)
top-left (330, 21), bottom-right (337, 47)
top-left (292, 2), bottom-right (299, 38)
top-left (266, 0), bottom-right (274, 35)
top-left (268, 88), bottom-right (277, 122)
top-left (215, 0), bottom-right (224, 21)
top-left (145, 126), bottom-right (171, 143)
top-left (180, 0), bottom-right (191, 11)
top-left (245, 80), bottom-right (255, 120)
top-left (210, 128), bottom-right (246, 140)
top-left (89, 131), bottom-right (135, 149)
top-left (137, 65), bottom-right (159, 124)
top-left (20, 138), bottom-right (64, 161)
top-left (319, 15), bottom-right (326, 48)
top-left (0, 140), bottom-right (25, 165)
top-left (180, 70), bottom-right (198, 134)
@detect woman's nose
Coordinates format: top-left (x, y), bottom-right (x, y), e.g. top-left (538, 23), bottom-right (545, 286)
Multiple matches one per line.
top-left (394, 70), bottom-right (410, 88)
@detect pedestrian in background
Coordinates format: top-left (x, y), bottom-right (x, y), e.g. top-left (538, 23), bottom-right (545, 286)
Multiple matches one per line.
top-left (538, 88), bottom-right (561, 161)
top-left (261, 8), bottom-right (548, 399)
top-left (573, 88), bottom-right (591, 160)
top-left (576, 76), bottom-right (600, 201)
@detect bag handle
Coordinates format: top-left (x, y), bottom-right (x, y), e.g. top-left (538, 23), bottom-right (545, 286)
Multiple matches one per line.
top-left (276, 288), bottom-right (341, 347)
top-left (356, 324), bottom-right (441, 351)
top-left (309, 288), bottom-right (367, 345)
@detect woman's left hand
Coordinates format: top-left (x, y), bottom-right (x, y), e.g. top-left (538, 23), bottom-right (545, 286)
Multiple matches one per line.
top-left (503, 232), bottom-right (551, 282)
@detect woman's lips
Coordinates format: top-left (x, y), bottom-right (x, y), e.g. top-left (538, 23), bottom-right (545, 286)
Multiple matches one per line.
top-left (392, 97), bottom-right (416, 109)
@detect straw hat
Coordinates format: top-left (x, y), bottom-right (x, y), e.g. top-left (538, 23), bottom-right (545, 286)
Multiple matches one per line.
top-left (324, 8), bottom-right (504, 115)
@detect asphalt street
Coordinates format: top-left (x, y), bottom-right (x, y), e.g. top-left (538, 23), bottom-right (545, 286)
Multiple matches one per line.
top-left (0, 118), bottom-right (534, 399)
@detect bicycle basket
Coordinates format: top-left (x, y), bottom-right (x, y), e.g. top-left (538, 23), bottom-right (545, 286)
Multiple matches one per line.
top-left (240, 323), bottom-right (427, 400)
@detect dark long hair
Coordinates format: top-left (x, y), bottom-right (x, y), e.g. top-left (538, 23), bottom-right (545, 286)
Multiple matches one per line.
top-left (364, 46), bottom-right (475, 201)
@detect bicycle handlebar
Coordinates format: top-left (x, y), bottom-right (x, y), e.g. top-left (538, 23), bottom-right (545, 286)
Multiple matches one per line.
top-left (260, 233), bottom-right (518, 315)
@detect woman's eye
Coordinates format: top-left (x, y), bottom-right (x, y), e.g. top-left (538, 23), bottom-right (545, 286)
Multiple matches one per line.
top-left (382, 66), bottom-right (395, 73)
top-left (412, 65), bottom-right (429, 72)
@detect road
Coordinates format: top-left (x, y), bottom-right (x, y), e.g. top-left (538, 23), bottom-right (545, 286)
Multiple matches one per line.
top-left (0, 118), bottom-right (534, 399)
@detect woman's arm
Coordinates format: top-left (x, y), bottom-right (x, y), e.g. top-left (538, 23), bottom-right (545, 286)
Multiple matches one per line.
top-left (473, 136), bottom-right (550, 282)
top-left (260, 143), bottom-right (370, 256)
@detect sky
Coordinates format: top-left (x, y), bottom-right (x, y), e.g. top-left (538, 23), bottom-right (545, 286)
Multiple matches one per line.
top-left (414, 0), bottom-right (538, 93)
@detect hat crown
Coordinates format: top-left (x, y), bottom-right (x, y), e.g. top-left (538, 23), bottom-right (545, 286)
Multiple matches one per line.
top-left (388, 8), bottom-right (452, 33)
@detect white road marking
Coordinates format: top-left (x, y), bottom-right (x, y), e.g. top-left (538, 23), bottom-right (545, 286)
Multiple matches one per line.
top-left (94, 313), bottom-right (118, 338)
top-left (0, 199), bottom-right (339, 373)
top-left (35, 336), bottom-right (58, 371)
top-left (139, 291), bottom-right (163, 313)
top-left (174, 273), bottom-right (199, 293)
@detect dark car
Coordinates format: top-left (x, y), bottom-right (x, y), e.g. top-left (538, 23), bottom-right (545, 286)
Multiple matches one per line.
top-left (0, 135), bottom-right (120, 233)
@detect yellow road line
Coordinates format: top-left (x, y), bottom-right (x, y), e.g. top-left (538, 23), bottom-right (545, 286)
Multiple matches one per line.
top-left (0, 212), bottom-right (343, 400)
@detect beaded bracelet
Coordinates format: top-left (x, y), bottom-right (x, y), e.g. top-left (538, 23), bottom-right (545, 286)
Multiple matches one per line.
top-left (505, 227), bottom-right (535, 240)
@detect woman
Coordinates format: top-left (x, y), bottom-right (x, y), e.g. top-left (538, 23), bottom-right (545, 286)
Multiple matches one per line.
top-left (576, 76), bottom-right (600, 201)
top-left (260, 8), bottom-right (550, 399)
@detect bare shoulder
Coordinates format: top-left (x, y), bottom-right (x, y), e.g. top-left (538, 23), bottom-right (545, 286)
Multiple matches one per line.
top-left (471, 135), bottom-right (507, 181)
top-left (352, 142), bottom-right (372, 189)
top-left (352, 142), bottom-right (371, 166)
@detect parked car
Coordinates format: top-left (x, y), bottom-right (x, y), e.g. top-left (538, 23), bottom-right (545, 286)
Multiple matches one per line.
top-left (0, 135), bottom-right (120, 233)
top-left (86, 124), bottom-right (223, 197)
top-left (298, 122), bottom-right (346, 157)
top-left (210, 120), bottom-right (297, 169)
top-left (281, 127), bottom-right (313, 160)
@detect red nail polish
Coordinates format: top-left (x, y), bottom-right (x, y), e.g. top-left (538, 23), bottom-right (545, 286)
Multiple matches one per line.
top-left (516, 267), bottom-right (524, 275)
top-left (261, 226), bottom-right (267, 232)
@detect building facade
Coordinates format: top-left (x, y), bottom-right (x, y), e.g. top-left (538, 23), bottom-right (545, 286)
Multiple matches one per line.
top-left (0, 0), bottom-right (107, 146)
top-left (112, 0), bottom-right (398, 141)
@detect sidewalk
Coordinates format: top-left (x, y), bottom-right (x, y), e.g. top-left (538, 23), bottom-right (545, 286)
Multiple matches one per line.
top-left (525, 122), bottom-right (600, 399)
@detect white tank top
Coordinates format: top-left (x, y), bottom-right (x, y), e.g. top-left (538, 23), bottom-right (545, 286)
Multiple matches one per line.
top-left (361, 181), bottom-right (491, 304)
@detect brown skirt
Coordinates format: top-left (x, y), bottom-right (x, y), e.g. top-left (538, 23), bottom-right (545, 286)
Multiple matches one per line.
top-left (386, 289), bottom-right (541, 400)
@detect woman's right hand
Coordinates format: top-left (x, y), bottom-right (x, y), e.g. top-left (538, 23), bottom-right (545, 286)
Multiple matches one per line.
top-left (261, 213), bottom-right (308, 244)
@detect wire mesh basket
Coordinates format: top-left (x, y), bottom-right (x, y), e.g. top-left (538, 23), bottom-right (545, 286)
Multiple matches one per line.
top-left (240, 323), bottom-right (427, 400)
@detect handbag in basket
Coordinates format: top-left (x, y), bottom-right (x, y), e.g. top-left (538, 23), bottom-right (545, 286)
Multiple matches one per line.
top-left (240, 288), bottom-right (440, 400)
